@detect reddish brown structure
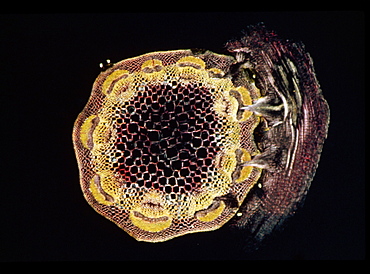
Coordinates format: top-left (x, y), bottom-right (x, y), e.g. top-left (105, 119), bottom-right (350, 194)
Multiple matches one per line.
top-left (73, 25), bottom-right (329, 243)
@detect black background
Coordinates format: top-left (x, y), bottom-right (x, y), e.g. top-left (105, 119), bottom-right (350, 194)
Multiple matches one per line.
top-left (1, 12), bottom-right (365, 260)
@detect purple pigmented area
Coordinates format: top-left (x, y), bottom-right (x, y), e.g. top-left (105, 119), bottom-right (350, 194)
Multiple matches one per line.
top-left (114, 83), bottom-right (221, 194)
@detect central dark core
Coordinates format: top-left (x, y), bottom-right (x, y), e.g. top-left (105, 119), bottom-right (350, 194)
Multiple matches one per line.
top-left (112, 83), bottom-right (222, 195)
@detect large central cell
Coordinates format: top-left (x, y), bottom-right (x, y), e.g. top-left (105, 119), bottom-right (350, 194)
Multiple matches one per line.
top-left (114, 83), bottom-right (221, 195)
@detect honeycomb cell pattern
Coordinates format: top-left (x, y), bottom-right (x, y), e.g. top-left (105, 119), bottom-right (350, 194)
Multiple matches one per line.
top-left (114, 82), bottom-right (221, 196)
top-left (73, 50), bottom-right (262, 242)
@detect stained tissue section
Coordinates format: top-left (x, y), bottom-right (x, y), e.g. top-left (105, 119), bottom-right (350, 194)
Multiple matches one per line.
top-left (113, 83), bottom-right (221, 195)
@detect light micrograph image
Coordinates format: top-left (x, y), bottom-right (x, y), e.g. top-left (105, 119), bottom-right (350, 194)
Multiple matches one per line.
top-left (73, 25), bottom-right (329, 244)
top-left (2, 13), bottom-right (364, 260)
